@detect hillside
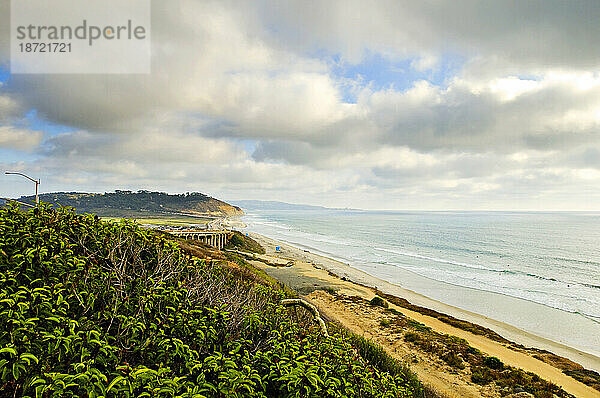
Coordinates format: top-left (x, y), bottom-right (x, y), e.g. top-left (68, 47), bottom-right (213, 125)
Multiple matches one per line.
top-left (0, 203), bottom-right (423, 397)
top-left (17, 190), bottom-right (244, 218)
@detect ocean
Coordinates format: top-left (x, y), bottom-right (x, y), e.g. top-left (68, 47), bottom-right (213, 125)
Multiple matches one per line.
top-left (240, 208), bottom-right (600, 359)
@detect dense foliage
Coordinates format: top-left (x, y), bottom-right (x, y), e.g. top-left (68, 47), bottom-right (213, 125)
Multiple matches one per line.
top-left (0, 204), bottom-right (418, 397)
top-left (223, 232), bottom-right (265, 255)
top-left (17, 191), bottom-right (242, 218)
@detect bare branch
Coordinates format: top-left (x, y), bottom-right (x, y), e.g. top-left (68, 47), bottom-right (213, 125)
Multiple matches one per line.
top-left (280, 298), bottom-right (329, 336)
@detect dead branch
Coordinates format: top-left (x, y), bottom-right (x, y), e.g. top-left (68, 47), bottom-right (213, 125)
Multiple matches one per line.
top-left (280, 298), bottom-right (329, 336)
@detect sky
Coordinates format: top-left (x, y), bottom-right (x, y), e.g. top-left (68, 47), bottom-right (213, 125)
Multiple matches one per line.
top-left (2, 0), bottom-right (600, 210)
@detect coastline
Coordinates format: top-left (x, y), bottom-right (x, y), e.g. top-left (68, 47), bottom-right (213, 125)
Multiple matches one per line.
top-left (242, 230), bottom-right (600, 374)
top-left (235, 229), bottom-right (600, 397)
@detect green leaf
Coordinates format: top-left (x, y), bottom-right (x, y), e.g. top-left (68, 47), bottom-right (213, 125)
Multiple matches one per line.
top-left (20, 353), bottom-right (39, 365)
top-left (107, 375), bottom-right (127, 392)
top-left (0, 347), bottom-right (17, 357)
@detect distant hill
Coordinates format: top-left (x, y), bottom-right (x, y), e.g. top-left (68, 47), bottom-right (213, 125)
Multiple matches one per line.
top-left (233, 199), bottom-right (357, 211)
top-left (17, 190), bottom-right (244, 218)
top-left (232, 200), bottom-right (329, 211)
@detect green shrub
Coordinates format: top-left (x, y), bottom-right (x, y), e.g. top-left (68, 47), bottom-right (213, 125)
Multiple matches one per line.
top-left (0, 203), bottom-right (419, 397)
top-left (405, 332), bottom-right (421, 343)
top-left (471, 366), bottom-right (494, 385)
top-left (369, 296), bottom-right (388, 308)
top-left (442, 351), bottom-right (466, 370)
top-left (484, 356), bottom-right (504, 370)
top-left (340, 329), bottom-right (424, 396)
top-left (223, 231), bottom-right (265, 254)
top-left (324, 286), bottom-right (337, 295)
top-left (407, 319), bottom-right (432, 332)
top-left (385, 307), bottom-right (404, 316)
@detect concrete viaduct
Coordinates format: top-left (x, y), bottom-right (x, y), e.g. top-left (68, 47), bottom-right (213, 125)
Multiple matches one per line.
top-left (167, 230), bottom-right (232, 250)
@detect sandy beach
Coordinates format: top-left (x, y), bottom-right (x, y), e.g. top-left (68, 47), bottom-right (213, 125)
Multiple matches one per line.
top-left (241, 231), bottom-right (600, 398)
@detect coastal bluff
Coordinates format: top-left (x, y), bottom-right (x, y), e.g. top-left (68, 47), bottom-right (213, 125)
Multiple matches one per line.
top-left (16, 190), bottom-right (244, 218)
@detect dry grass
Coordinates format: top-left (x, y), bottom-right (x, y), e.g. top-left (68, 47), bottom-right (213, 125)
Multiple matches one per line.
top-left (332, 293), bottom-right (574, 398)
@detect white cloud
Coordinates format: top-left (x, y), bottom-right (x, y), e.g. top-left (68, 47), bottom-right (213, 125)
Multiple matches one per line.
top-left (0, 126), bottom-right (43, 151)
top-left (258, 0), bottom-right (600, 70)
top-left (2, 1), bottom-right (600, 209)
top-left (410, 55), bottom-right (439, 72)
top-left (0, 91), bottom-right (20, 122)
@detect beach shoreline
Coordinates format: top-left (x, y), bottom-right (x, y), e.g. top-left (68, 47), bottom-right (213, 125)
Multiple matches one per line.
top-left (241, 229), bottom-right (600, 376)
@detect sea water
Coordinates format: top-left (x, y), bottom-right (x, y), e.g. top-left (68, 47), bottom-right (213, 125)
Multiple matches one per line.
top-left (240, 208), bottom-right (600, 359)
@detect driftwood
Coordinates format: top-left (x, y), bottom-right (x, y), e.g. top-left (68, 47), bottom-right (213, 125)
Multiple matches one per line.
top-left (281, 298), bottom-right (329, 336)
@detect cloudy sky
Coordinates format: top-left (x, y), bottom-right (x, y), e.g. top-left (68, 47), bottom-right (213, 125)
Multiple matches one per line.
top-left (1, 0), bottom-right (600, 210)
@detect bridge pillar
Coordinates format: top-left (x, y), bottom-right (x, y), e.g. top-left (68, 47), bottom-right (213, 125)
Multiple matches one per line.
top-left (167, 230), bottom-right (232, 250)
